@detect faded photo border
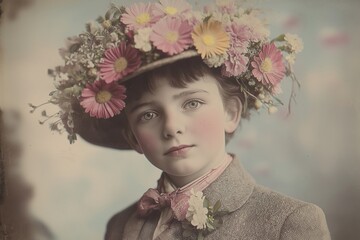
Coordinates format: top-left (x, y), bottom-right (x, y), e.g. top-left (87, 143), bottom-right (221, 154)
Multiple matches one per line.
top-left (1, 0), bottom-right (360, 239)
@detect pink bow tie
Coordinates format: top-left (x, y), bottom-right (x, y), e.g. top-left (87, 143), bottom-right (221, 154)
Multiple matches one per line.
top-left (137, 154), bottom-right (233, 221)
top-left (137, 188), bottom-right (190, 221)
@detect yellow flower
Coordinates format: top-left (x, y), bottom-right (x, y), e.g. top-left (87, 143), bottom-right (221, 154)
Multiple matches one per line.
top-left (192, 20), bottom-right (230, 59)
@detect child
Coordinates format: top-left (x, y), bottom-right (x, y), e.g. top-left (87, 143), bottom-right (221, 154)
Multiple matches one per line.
top-left (34, 0), bottom-right (331, 239)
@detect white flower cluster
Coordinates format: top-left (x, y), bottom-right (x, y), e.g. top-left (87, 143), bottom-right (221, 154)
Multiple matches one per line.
top-left (284, 33), bottom-right (303, 65)
top-left (134, 27), bottom-right (152, 52)
top-left (284, 33), bottom-right (303, 54)
top-left (186, 189), bottom-right (209, 230)
top-left (204, 52), bottom-right (228, 68)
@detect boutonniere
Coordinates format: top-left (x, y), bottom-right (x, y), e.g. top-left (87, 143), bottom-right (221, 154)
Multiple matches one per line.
top-left (181, 189), bottom-right (228, 240)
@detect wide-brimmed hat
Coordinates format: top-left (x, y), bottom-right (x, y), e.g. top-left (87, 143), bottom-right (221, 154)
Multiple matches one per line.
top-left (71, 51), bottom-right (199, 150)
top-left (32, 0), bottom-right (303, 149)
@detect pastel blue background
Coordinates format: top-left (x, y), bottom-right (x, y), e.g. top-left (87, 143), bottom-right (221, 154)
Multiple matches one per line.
top-left (1, 0), bottom-right (359, 239)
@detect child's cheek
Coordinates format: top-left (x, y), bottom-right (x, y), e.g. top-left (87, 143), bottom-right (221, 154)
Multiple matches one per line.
top-left (135, 130), bottom-right (158, 152)
top-left (190, 112), bottom-right (224, 143)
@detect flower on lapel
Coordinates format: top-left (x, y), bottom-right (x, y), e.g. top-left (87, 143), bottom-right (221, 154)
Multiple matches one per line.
top-left (186, 190), bottom-right (208, 229)
top-left (182, 189), bottom-right (227, 240)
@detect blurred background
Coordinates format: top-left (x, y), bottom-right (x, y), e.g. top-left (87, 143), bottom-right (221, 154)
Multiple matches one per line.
top-left (0, 0), bottom-right (359, 239)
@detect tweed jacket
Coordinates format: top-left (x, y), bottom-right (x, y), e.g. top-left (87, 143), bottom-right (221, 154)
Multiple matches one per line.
top-left (105, 158), bottom-right (331, 240)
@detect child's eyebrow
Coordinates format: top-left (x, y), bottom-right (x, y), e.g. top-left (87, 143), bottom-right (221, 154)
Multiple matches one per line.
top-left (128, 101), bottom-right (155, 114)
top-left (173, 89), bottom-right (208, 100)
top-left (129, 89), bottom-right (208, 113)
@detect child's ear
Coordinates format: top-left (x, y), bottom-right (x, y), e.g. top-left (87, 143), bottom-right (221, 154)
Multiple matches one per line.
top-left (122, 128), bottom-right (144, 154)
top-left (224, 97), bottom-right (242, 134)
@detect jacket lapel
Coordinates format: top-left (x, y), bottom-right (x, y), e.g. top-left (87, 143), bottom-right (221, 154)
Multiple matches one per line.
top-left (204, 157), bottom-right (255, 213)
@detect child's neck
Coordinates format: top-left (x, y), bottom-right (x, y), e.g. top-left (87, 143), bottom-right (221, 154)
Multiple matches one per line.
top-left (167, 151), bottom-right (229, 188)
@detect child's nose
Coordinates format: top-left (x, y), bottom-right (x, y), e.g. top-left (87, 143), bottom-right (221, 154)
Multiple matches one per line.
top-left (162, 111), bottom-right (185, 139)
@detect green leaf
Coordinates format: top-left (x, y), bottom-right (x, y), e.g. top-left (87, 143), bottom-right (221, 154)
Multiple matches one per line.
top-left (96, 16), bottom-right (105, 23)
top-left (105, 8), bottom-right (115, 20)
top-left (213, 200), bottom-right (221, 212)
top-left (271, 34), bottom-right (285, 43)
top-left (113, 11), bottom-right (121, 21)
top-left (207, 222), bottom-right (215, 231)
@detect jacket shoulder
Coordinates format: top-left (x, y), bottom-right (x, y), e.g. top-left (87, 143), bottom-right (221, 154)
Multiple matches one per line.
top-left (104, 202), bottom-right (137, 240)
top-left (250, 184), bottom-right (308, 213)
top-left (279, 201), bottom-right (331, 240)
top-left (248, 184), bottom-right (331, 239)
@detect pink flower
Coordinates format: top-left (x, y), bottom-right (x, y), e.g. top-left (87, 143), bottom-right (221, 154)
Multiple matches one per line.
top-left (222, 48), bottom-right (249, 77)
top-left (98, 43), bottom-right (141, 83)
top-left (150, 17), bottom-right (193, 55)
top-left (121, 3), bottom-right (158, 30)
top-left (153, 0), bottom-right (192, 18)
top-left (80, 80), bottom-right (126, 119)
top-left (251, 43), bottom-right (285, 86)
top-left (227, 22), bottom-right (252, 50)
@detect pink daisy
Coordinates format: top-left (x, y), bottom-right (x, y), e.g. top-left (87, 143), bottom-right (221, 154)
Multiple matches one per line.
top-left (251, 43), bottom-right (285, 86)
top-left (80, 80), bottom-right (127, 119)
top-left (227, 22), bottom-right (252, 50)
top-left (121, 3), bottom-right (158, 30)
top-left (98, 43), bottom-right (141, 83)
top-left (153, 0), bottom-right (192, 18)
top-left (222, 48), bottom-right (249, 77)
top-left (150, 17), bottom-right (193, 55)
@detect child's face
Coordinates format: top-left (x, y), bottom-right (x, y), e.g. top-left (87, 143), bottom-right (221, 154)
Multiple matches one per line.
top-left (125, 73), bottom-right (237, 185)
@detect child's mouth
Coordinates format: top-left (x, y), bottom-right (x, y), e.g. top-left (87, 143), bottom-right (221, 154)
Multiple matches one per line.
top-left (164, 145), bottom-right (195, 156)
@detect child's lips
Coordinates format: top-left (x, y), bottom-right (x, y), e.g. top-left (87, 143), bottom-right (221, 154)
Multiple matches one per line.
top-left (164, 145), bottom-right (195, 156)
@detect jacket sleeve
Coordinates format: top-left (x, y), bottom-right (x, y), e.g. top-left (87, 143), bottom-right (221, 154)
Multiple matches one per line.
top-left (279, 203), bottom-right (331, 240)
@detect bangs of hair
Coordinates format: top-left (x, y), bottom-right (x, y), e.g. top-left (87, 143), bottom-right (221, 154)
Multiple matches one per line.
top-left (123, 57), bottom-right (218, 104)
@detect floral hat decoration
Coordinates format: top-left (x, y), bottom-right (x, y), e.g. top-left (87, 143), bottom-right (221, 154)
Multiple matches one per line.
top-left (30, 0), bottom-right (303, 149)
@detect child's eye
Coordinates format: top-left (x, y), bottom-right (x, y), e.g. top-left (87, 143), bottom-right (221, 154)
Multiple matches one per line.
top-left (139, 112), bottom-right (158, 122)
top-left (184, 99), bottom-right (203, 110)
